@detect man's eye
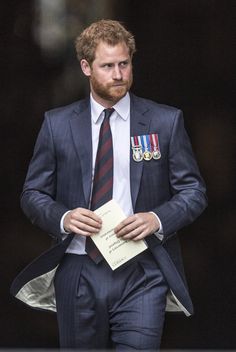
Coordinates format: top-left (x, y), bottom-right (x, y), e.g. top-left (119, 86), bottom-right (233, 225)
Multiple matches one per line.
top-left (120, 61), bottom-right (128, 67)
top-left (103, 64), bottom-right (113, 68)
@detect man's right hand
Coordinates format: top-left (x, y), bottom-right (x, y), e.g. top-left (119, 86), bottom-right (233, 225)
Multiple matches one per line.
top-left (63, 208), bottom-right (102, 236)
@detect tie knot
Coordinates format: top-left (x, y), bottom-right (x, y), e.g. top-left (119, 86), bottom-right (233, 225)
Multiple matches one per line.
top-left (103, 108), bottom-right (114, 120)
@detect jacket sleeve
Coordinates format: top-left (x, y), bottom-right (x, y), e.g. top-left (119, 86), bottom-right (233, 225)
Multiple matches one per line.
top-left (153, 110), bottom-right (207, 238)
top-left (20, 114), bottom-right (69, 239)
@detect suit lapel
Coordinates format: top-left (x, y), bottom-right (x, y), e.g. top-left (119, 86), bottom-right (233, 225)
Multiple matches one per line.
top-left (69, 99), bottom-right (92, 206)
top-left (130, 94), bottom-right (152, 210)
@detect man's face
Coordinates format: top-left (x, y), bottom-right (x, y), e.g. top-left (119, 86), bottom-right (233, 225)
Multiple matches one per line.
top-left (81, 41), bottom-right (133, 107)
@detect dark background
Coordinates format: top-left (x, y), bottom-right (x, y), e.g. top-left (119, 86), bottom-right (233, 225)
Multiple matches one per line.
top-left (1, 0), bottom-right (235, 349)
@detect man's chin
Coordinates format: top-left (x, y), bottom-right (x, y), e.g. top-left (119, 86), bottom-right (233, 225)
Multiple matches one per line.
top-left (109, 87), bottom-right (128, 101)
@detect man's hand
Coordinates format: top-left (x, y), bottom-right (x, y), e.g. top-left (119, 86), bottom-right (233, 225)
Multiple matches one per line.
top-left (63, 208), bottom-right (102, 236)
top-left (114, 212), bottom-right (160, 241)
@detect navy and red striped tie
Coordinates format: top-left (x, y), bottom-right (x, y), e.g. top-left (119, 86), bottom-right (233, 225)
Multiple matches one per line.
top-left (91, 108), bottom-right (114, 210)
top-left (86, 108), bottom-right (114, 263)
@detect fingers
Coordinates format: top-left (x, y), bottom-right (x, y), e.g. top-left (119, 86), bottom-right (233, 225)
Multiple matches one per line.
top-left (64, 209), bottom-right (160, 240)
top-left (114, 213), bottom-right (160, 241)
top-left (63, 208), bottom-right (102, 236)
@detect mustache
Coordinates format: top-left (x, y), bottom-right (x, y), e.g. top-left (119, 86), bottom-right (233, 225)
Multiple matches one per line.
top-left (108, 81), bottom-right (128, 87)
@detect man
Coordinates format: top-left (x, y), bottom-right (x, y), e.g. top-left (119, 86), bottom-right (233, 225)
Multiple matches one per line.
top-left (11, 19), bottom-right (207, 350)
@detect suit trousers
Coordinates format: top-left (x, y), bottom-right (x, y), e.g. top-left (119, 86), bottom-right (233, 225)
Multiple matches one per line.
top-left (54, 250), bottom-right (168, 350)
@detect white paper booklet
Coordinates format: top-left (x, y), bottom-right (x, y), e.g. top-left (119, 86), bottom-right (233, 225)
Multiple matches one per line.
top-left (91, 199), bottom-right (147, 270)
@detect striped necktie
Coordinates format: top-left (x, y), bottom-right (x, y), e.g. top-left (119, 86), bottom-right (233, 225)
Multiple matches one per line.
top-left (86, 108), bottom-right (114, 263)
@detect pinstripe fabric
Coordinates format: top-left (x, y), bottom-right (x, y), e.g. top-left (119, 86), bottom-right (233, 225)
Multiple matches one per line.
top-left (54, 251), bottom-right (168, 349)
top-left (54, 254), bottom-right (83, 347)
top-left (86, 108), bottom-right (114, 263)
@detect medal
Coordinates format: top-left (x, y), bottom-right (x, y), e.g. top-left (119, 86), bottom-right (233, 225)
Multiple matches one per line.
top-left (131, 136), bottom-right (143, 162)
top-left (143, 150), bottom-right (152, 161)
top-left (150, 133), bottom-right (161, 160)
top-left (141, 135), bottom-right (153, 161)
top-left (153, 149), bottom-right (161, 159)
top-left (132, 145), bottom-right (143, 162)
top-left (131, 133), bottom-right (161, 162)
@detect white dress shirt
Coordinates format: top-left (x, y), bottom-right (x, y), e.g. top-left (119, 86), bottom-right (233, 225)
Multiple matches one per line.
top-left (62, 92), bottom-right (162, 255)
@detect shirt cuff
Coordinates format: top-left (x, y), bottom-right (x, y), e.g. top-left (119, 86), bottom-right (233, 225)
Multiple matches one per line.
top-left (149, 211), bottom-right (164, 241)
top-left (60, 210), bottom-right (71, 235)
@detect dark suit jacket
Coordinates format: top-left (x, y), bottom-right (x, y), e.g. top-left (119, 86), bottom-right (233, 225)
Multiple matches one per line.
top-left (11, 93), bottom-right (207, 315)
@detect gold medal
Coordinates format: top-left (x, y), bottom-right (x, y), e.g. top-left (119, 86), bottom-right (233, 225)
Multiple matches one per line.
top-left (143, 150), bottom-right (153, 161)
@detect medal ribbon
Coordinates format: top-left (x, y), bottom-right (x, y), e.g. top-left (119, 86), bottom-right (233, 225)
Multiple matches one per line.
top-left (150, 133), bottom-right (160, 152)
top-left (131, 136), bottom-right (142, 148)
top-left (141, 135), bottom-right (150, 152)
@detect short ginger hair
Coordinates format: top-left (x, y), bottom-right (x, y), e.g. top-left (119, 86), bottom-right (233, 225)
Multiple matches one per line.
top-left (75, 19), bottom-right (136, 64)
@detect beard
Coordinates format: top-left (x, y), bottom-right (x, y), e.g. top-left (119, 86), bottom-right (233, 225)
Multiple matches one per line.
top-left (90, 74), bottom-right (133, 104)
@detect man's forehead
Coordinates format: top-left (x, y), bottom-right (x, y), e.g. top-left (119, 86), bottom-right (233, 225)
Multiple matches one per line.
top-left (94, 41), bottom-right (130, 58)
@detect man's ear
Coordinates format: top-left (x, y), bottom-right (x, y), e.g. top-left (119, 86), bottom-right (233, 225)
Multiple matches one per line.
top-left (80, 59), bottom-right (91, 76)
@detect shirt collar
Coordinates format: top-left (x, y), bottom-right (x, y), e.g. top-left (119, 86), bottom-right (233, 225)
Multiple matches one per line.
top-left (90, 93), bottom-right (130, 124)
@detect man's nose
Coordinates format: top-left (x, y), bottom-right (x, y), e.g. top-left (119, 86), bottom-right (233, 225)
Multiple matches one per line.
top-left (112, 66), bottom-right (122, 80)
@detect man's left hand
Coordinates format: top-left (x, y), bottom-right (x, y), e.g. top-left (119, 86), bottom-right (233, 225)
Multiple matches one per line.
top-left (114, 212), bottom-right (160, 241)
